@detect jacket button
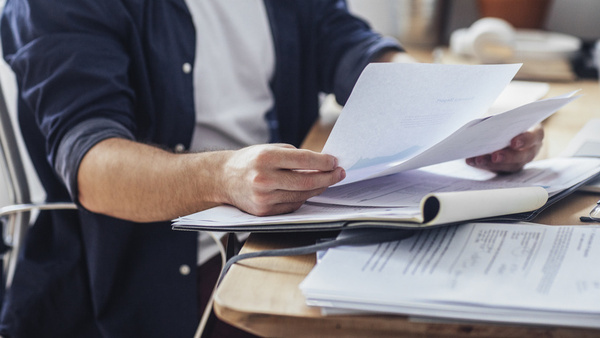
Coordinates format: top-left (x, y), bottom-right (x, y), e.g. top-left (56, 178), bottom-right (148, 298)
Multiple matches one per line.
top-left (174, 144), bottom-right (185, 153)
top-left (182, 62), bottom-right (192, 74)
top-left (179, 264), bottom-right (191, 276)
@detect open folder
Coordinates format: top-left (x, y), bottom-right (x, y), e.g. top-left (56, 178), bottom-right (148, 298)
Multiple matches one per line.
top-left (172, 63), bottom-right (600, 232)
top-left (173, 157), bottom-right (600, 232)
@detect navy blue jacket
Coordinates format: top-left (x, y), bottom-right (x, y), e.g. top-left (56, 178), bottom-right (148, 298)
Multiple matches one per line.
top-left (0, 0), bottom-right (400, 336)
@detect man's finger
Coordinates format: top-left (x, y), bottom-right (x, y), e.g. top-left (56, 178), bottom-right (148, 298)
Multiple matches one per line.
top-left (257, 166), bottom-right (345, 191)
top-left (491, 148), bottom-right (535, 166)
top-left (260, 147), bottom-right (339, 171)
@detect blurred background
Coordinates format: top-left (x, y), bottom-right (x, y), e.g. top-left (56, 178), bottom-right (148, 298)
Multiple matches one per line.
top-left (347, 0), bottom-right (600, 81)
top-left (348, 0), bottom-right (600, 47)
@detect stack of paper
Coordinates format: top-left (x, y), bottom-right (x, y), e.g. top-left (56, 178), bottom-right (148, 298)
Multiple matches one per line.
top-left (300, 222), bottom-right (600, 328)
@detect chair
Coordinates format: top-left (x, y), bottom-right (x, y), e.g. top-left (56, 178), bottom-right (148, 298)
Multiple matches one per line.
top-left (0, 77), bottom-right (76, 297)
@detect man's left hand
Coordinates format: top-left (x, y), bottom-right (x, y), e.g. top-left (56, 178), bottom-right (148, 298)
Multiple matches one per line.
top-left (466, 124), bottom-right (544, 173)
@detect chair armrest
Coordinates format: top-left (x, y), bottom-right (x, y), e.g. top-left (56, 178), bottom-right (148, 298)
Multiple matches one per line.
top-left (0, 202), bottom-right (77, 217)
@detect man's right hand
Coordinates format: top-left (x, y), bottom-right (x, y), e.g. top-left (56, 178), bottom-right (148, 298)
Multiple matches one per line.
top-left (219, 144), bottom-right (345, 216)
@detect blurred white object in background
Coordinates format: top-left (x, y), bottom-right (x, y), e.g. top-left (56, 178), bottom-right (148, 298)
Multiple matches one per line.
top-left (450, 17), bottom-right (581, 64)
top-left (450, 17), bottom-right (516, 63)
top-left (560, 118), bottom-right (600, 193)
top-left (512, 30), bottom-right (582, 60)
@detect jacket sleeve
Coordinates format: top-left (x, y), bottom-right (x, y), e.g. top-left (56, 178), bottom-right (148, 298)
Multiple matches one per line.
top-left (312, 0), bottom-right (403, 105)
top-left (1, 0), bottom-right (137, 200)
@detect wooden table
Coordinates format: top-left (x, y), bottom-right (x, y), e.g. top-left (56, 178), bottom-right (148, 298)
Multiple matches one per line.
top-left (214, 79), bottom-right (600, 337)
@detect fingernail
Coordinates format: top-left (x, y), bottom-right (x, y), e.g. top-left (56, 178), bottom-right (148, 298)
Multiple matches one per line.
top-left (333, 157), bottom-right (338, 169)
top-left (339, 168), bottom-right (346, 180)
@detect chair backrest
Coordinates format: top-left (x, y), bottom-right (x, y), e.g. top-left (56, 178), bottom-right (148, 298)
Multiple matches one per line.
top-left (0, 78), bottom-right (32, 292)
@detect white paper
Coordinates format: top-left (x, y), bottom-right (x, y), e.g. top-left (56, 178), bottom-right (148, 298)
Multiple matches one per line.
top-left (322, 63), bottom-right (519, 183)
top-left (321, 63), bottom-right (578, 186)
top-left (300, 222), bottom-right (600, 328)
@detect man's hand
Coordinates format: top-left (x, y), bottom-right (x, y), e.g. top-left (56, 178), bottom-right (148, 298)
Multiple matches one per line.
top-left (466, 124), bottom-right (544, 173)
top-left (220, 144), bottom-right (345, 216)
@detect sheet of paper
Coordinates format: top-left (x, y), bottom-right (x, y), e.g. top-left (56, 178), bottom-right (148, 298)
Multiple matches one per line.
top-left (375, 93), bottom-right (578, 178)
top-left (321, 63), bottom-right (521, 185)
top-left (321, 63), bottom-right (578, 186)
top-left (300, 222), bottom-right (600, 328)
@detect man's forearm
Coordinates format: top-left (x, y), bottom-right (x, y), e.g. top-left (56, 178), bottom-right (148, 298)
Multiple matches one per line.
top-left (77, 138), bottom-right (226, 222)
top-left (77, 138), bottom-right (345, 222)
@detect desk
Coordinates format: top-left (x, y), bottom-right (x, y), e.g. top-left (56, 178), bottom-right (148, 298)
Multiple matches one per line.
top-left (214, 79), bottom-right (600, 337)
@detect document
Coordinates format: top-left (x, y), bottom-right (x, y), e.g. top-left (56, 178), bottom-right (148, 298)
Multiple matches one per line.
top-left (322, 63), bottom-right (578, 186)
top-left (172, 157), bottom-right (600, 232)
top-left (300, 222), bottom-right (600, 328)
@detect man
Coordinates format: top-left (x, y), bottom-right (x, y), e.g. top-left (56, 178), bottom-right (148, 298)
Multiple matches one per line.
top-left (0, 0), bottom-right (543, 336)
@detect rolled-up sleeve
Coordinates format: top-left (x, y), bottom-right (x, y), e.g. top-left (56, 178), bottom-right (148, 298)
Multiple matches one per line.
top-left (55, 118), bottom-right (134, 200)
top-left (1, 0), bottom-right (138, 201)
